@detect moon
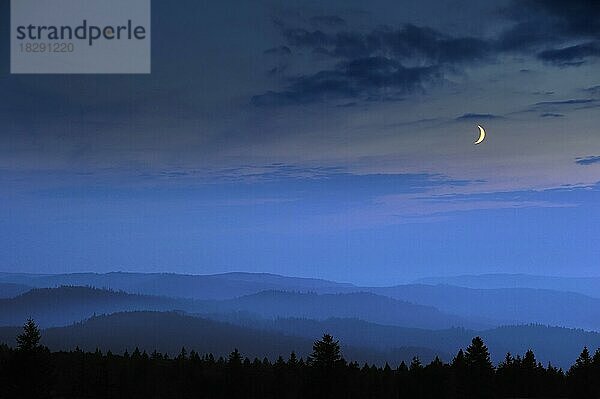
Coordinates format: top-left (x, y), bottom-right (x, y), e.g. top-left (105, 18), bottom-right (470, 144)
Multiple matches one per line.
top-left (474, 125), bottom-right (486, 145)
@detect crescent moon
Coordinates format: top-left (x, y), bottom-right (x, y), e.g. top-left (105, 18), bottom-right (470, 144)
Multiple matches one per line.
top-left (474, 125), bottom-right (486, 145)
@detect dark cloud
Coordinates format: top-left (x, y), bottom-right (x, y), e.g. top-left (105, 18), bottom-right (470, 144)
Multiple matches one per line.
top-left (283, 29), bottom-right (331, 48)
top-left (518, 98), bottom-right (599, 117)
top-left (282, 24), bottom-right (490, 64)
top-left (534, 99), bottom-right (595, 106)
top-left (538, 42), bottom-right (600, 65)
top-left (257, 23), bottom-right (488, 106)
top-left (310, 15), bottom-right (346, 28)
top-left (252, 57), bottom-right (439, 106)
top-left (267, 66), bottom-right (288, 76)
top-left (257, 2), bottom-right (600, 107)
top-left (264, 46), bottom-right (292, 56)
top-left (575, 156), bottom-right (600, 166)
top-left (456, 113), bottom-right (501, 121)
top-left (583, 85), bottom-right (600, 96)
top-left (517, 0), bottom-right (600, 38)
top-left (500, 0), bottom-right (600, 62)
top-left (495, 22), bottom-right (560, 52)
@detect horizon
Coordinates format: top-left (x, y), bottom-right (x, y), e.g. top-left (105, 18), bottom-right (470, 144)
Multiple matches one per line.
top-left (4, 269), bottom-right (600, 288)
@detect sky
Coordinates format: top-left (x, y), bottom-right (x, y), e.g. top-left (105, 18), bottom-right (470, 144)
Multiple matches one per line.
top-left (1, 0), bottom-right (599, 285)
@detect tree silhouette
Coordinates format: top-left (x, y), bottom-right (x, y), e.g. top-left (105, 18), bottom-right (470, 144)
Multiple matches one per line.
top-left (568, 347), bottom-right (596, 398)
top-left (228, 348), bottom-right (242, 366)
top-left (10, 318), bottom-right (53, 398)
top-left (451, 348), bottom-right (468, 398)
top-left (1, 332), bottom-right (596, 398)
top-left (309, 333), bottom-right (342, 368)
top-left (288, 351), bottom-right (299, 368)
top-left (410, 356), bottom-right (423, 371)
top-left (465, 337), bottom-right (492, 370)
top-left (307, 334), bottom-right (344, 399)
top-left (464, 336), bottom-right (494, 398)
top-left (575, 347), bottom-right (592, 368)
top-left (16, 318), bottom-right (41, 352)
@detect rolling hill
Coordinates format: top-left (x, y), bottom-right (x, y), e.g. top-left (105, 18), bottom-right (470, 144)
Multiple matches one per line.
top-left (0, 271), bottom-right (353, 300)
top-left (415, 274), bottom-right (600, 298)
top-left (367, 284), bottom-right (600, 331)
top-left (0, 286), bottom-right (191, 327)
top-left (5, 271), bottom-right (600, 331)
top-left (2, 310), bottom-right (598, 368)
top-left (0, 311), bottom-right (444, 366)
top-left (0, 286), bottom-right (484, 330)
top-left (0, 283), bottom-right (31, 299)
top-left (211, 290), bottom-right (487, 329)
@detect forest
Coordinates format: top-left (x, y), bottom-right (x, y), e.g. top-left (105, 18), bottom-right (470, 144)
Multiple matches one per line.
top-left (1, 319), bottom-right (600, 399)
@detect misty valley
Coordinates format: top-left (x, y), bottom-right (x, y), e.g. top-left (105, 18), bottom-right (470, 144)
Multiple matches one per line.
top-left (2, 272), bottom-right (600, 398)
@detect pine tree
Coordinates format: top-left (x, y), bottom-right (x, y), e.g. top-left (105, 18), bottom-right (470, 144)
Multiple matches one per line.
top-left (177, 346), bottom-right (187, 361)
top-left (464, 337), bottom-right (494, 398)
top-left (465, 337), bottom-right (493, 370)
top-left (13, 319), bottom-right (52, 398)
top-left (228, 349), bottom-right (242, 366)
top-left (575, 347), bottom-right (592, 368)
top-left (592, 348), bottom-right (600, 367)
top-left (409, 356), bottom-right (423, 371)
top-left (398, 361), bottom-right (408, 372)
top-left (568, 347), bottom-right (596, 398)
top-left (521, 349), bottom-right (541, 397)
top-left (16, 318), bottom-right (41, 352)
top-left (288, 351), bottom-right (299, 367)
top-left (309, 334), bottom-right (342, 368)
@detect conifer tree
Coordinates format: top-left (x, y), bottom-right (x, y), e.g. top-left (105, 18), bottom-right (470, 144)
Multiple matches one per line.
top-left (464, 337), bottom-right (494, 398)
top-left (16, 318), bottom-right (41, 352)
top-left (309, 334), bottom-right (342, 368)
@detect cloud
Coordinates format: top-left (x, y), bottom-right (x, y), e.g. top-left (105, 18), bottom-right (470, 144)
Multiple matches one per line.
top-left (309, 15), bottom-right (346, 28)
top-left (495, 21), bottom-right (560, 52)
top-left (252, 57), bottom-right (439, 106)
top-left (255, 23), bottom-right (491, 106)
top-left (534, 99), bottom-right (595, 106)
top-left (283, 28), bottom-right (330, 48)
top-left (499, 0), bottom-right (600, 63)
top-left (282, 24), bottom-right (490, 64)
top-left (538, 42), bottom-right (600, 65)
top-left (257, 4), bottom-right (600, 107)
top-left (264, 46), bottom-right (292, 56)
top-left (517, 98), bottom-right (599, 116)
top-left (456, 113), bottom-right (502, 121)
top-left (517, 0), bottom-right (600, 38)
top-left (583, 85), bottom-right (600, 96)
top-left (575, 156), bottom-right (600, 166)
top-left (210, 163), bottom-right (347, 182)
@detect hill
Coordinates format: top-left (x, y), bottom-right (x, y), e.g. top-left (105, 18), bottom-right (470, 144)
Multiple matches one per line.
top-left (0, 286), bottom-right (483, 330)
top-left (213, 314), bottom-right (600, 368)
top-left (0, 271), bottom-right (352, 299)
top-left (5, 272), bottom-right (600, 331)
top-left (2, 310), bottom-right (599, 368)
top-left (415, 274), bottom-right (600, 298)
top-left (0, 311), bottom-right (442, 365)
top-left (0, 286), bottom-right (192, 327)
top-left (0, 283), bottom-right (31, 299)
top-left (211, 290), bottom-right (487, 329)
top-left (367, 284), bottom-right (600, 331)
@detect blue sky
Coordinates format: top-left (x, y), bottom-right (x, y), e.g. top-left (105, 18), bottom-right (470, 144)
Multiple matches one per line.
top-left (1, 0), bottom-right (599, 284)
